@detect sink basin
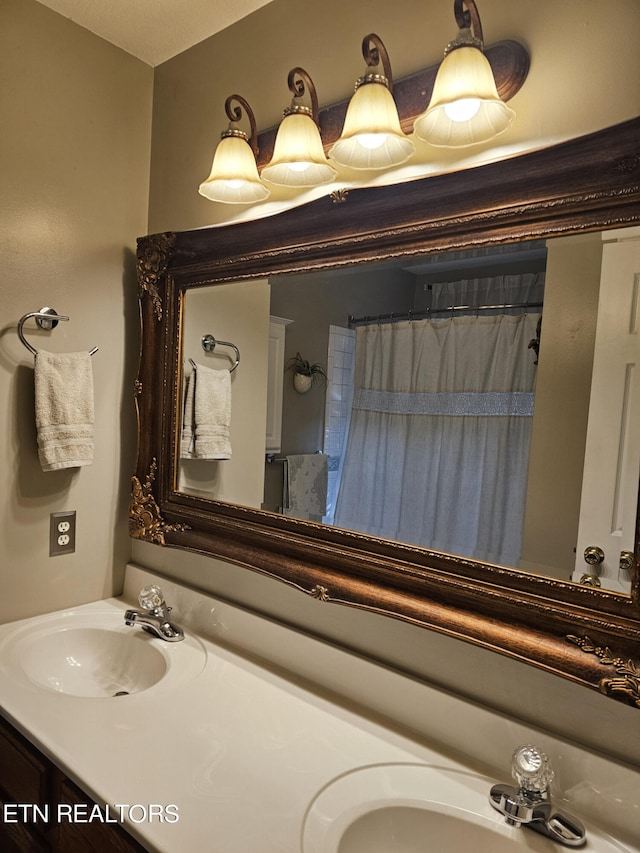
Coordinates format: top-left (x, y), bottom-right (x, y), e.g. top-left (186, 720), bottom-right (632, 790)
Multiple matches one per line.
top-left (0, 608), bottom-right (207, 698)
top-left (18, 627), bottom-right (166, 697)
top-left (340, 806), bottom-right (543, 852)
top-left (303, 764), bottom-right (632, 853)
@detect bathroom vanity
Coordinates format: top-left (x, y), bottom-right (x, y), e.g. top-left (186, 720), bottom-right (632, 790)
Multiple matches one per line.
top-left (0, 565), bottom-right (638, 852)
top-left (0, 717), bottom-right (144, 852)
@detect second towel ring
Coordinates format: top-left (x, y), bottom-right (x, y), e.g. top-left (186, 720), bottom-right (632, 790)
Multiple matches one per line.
top-left (201, 334), bottom-right (240, 372)
top-left (17, 307), bottom-right (98, 357)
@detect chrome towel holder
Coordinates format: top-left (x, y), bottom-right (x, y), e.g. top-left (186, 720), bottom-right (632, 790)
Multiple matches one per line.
top-left (189, 333), bottom-right (240, 373)
top-left (17, 307), bottom-right (98, 357)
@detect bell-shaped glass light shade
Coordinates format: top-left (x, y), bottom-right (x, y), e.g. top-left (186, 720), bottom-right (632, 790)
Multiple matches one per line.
top-left (414, 46), bottom-right (514, 147)
top-left (198, 133), bottom-right (270, 204)
top-left (262, 111), bottom-right (337, 188)
top-left (329, 82), bottom-right (415, 170)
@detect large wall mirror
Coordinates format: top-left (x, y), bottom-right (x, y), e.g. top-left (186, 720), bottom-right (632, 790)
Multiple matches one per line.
top-left (132, 117), bottom-right (640, 706)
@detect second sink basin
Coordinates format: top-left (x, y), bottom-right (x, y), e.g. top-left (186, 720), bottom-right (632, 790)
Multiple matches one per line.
top-left (0, 607), bottom-right (207, 699)
top-left (340, 806), bottom-right (539, 852)
top-left (303, 764), bottom-right (631, 853)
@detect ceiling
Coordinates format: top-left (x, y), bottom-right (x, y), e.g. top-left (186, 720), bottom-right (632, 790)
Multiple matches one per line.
top-left (35, 0), bottom-right (275, 66)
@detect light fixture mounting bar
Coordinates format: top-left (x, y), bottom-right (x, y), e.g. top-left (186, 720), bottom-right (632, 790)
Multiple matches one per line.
top-left (255, 38), bottom-right (528, 168)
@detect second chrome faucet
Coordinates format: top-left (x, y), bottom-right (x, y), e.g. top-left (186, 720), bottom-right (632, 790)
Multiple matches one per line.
top-left (489, 744), bottom-right (586, 847)
top-left (124, 584), bottom-right (185, 642)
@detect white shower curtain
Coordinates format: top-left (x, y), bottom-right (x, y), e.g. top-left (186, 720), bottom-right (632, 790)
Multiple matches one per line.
top-left (334, 308), bottom-right (541, 566)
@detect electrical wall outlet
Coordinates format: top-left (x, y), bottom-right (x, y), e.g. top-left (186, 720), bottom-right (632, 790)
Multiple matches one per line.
top-left (50, 511), bottom-right (76, 557)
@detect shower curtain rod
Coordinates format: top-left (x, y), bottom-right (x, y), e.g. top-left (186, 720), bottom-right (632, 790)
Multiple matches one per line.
top-left (348, 301), bottom-right (543, 328)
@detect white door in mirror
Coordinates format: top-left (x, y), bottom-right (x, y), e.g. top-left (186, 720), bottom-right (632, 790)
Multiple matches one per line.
top-left (574, 229), bottom-right (640, 592)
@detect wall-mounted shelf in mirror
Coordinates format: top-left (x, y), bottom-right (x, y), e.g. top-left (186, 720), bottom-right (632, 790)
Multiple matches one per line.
top-left (132, 116), bottom-right (640, 707)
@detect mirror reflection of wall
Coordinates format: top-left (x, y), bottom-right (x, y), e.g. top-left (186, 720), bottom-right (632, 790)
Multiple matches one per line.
top-left (178, 231), bottom-right (639, 593)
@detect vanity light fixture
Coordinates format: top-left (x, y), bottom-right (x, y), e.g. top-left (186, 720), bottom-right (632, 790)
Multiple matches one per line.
top-left (198, 95), bottom-right (270, 204)
top-left (261, 68), bottom-right (337, 188)
top-left (413, 0), bottom-right (515, 147)
top-left (329, 34), bottom-right (415, 170)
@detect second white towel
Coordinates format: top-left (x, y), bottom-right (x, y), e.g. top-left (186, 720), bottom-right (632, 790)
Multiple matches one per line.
top-left (181, 362), bottom-right (232, 460)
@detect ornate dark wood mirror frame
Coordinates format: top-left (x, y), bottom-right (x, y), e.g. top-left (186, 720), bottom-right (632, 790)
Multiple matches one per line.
top-left (132, 116), bottom-right (640, 707)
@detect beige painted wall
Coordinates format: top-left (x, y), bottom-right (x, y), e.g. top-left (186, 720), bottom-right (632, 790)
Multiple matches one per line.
top-left (136, 0), bottom-right (640, 766)
top-left (0, 0), bottom-right (153, 620)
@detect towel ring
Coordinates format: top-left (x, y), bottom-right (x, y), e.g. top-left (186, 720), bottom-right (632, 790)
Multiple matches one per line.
top-left (17, 307), bottom-right (98, 357)
top-left (201, 334), bottom-right (240, 372)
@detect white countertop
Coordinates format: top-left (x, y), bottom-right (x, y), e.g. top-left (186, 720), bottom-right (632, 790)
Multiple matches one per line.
top-left (0, 564), bottom-right (638, 852)
top-left (0, 582), bottom-right (470, 851)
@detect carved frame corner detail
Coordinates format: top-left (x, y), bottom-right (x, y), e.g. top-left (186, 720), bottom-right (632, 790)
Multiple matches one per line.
top-left (136, 232), bottom-right (177, 321)
top-left (129, 458), bottom-right (189, 545)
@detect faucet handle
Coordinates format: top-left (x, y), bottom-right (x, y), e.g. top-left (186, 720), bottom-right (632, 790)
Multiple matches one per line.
top-left (138, 584), bottom-right (165, 611)
top-left (511, 745), bottom-right (554, 794)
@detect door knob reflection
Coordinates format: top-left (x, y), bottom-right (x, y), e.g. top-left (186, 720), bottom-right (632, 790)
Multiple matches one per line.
top-left (583, 546), bottom-right (605, 565)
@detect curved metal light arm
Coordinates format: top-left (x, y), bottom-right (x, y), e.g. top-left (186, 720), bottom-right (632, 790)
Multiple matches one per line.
top-left (287, 67), bottom-right (319, 124)
top-left (224, 94), bottom-right (259, 156)
top-left (287, 66), bottom-right (319, 124)
top-left (361, 33), bottom-right (394, 91)
top-left (453, 0), bottom-right (484, 46)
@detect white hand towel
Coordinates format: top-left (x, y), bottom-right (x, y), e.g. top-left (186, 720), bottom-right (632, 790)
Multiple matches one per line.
top-left (193, 363), bottom-right (232, 460)
top-left (180, 369), bottom-right (195, 458)
top-left (34, 351), bottom-right (94, 471)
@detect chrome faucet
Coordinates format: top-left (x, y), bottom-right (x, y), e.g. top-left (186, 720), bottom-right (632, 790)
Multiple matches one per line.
top-left (489, 745), bottom-right (586, 847)
top-left (124, 584), bottom-right (184, 642)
